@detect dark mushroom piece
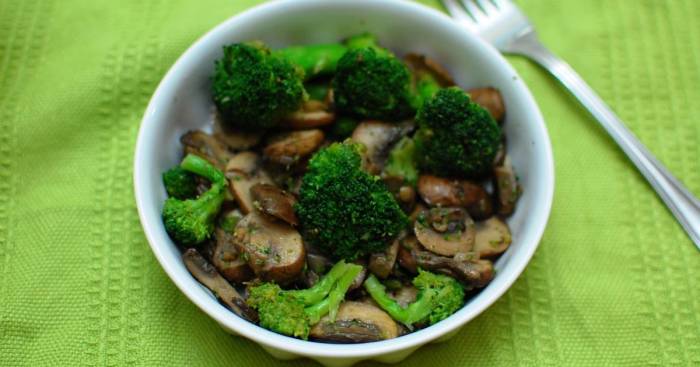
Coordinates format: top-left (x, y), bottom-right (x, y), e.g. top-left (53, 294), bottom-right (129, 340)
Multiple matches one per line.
top-left (351, 121), bottom-right (413, 175)
top-left (397, 236), bottom-right (419, 274)
top-left (417, 175), bottom-right (493, 220)
top-left (412, 249), bottom-right (494, 290)
top-left (182, 248), bottom-right (258, 322)
top-left (250, 183), bottom-right (298, 226)
top-left (414, 207), bottom-right (476, 256)
top-left (467, 87), bottom-right (505, 123)
top-left (383, 175), bottom-right (416, 213)
top-left (283, 99), bottom-right (336, 129)
top-left (493, 155), bottom-right (522, 216)
top-left (309, 301), bottom-right (400, 342)
top-left (225, 151), bottom-right (273, 213)
top-left (263, 129), bottom-right (325, 166)
top-left (180, 130), bottom-right (234, 170)
top-left (473, 217), bottom-right (512, 257)
top-left (233, 211), bottom-right (306, 284)
top-left (404, 53), bottom-right (456, 87)
top-left (368, 239), bottom-right (400, 279)
top-left (212, 219), bottom-right (255, 283)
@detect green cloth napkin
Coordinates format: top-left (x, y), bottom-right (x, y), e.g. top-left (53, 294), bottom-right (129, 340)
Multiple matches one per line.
top-left (1, 0), bottom-right (699, 365)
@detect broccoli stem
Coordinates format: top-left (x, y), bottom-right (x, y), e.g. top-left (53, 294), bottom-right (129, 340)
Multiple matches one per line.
top-left (304, 263), bottom-right (362, 324)
top-left (413, 73), bottom-right (442, 109)
top-left (292, 260), bottom-right (351, 305)
top-left (275, 44), bottom-right (348, 81)
top-left (180, 154), bottom-right (226, 186)
top-left (364, 274), bottom-right (432, 326)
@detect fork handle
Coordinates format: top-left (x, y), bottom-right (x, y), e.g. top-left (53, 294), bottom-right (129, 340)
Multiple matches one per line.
top-left (507, 32), bottom-right (700, 250)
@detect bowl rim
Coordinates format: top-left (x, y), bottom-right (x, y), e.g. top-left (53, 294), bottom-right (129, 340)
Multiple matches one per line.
top-left (134, 0), bottom-right (554, 359)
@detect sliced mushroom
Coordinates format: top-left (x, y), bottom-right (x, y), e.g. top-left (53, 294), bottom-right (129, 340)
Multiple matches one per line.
top-left (181, 130), bottom-right (234, 170)
top-left (249, 183), bottom-right (298, 226)
top-left (233, 211), bottom-right (306, 284)
top-left (417, 175), bottom-right (487, 208)
top-left (351, 121), bottom-right (413, 175)
top-left (212, 226), bottom-right (254, 283)
top-left (414, 207), bottom-right (475, 256)
top-left (412, 250), bottom-right (494, 290)
top-left (213, 115), bottom-right (263, 151)
top-left (284, 100), bottom-right (336, 129)
top-left (225, 152), bottom-right (273, 213)
top-left (397, 236), bottom-right (419, 274)
top-left (182, 248), bottom-right (258, 322)
top-left (474, 217), bottom-right (512, 257)
top-left (263, 129), bottom-right (325, 166)
top-left (493, 155), bottom-right (521, 216)
top-left (468, 87), bottom-right (505, 122)
top-left (368, 239), bottom-right (400, 279)
top-left (404, 53), bottom-right (456, 87)
top-left (310, 301), bottom-right (399, 342)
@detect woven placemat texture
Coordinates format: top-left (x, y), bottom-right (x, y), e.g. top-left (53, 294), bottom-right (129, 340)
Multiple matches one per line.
top-left (1, 0), bottom-right (698, 365)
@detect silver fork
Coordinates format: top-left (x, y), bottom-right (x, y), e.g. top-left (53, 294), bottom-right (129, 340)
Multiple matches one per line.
top-left (441, 0), bottom-right (700, 250)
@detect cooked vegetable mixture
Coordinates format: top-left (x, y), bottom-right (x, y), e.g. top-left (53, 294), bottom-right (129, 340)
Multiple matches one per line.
top-left (163, 33), bottom-right (521, 343)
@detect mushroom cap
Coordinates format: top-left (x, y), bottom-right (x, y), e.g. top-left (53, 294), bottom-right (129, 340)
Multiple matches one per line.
top-left (233, 211), bottom-right (305, 283)
top-left (414, 207), bottom-right (475, 256)
top-left (309, 301), bottom-right (399, 342)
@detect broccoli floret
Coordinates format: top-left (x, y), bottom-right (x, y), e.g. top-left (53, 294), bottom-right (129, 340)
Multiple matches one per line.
top-left (212, 42), bottom-right (306, 130)
top-left (332, 44), bottom-right (415, 121)
top-left (295, 142), bottom-right (408, 260)
top-left (364, 270), bottom-right (464, 326)
top-left (162, 154), bottom-right (227, 245)
top-left (162, 166), bottom-right (197, 199)
top-left (247, 261), bottom-right (362, 339)
top-left (414, 87), bottom-right (501, 177)
top-left (383, 136), bottom-right (418, 186)
top-left (275, 44), bottom-right (348, 81)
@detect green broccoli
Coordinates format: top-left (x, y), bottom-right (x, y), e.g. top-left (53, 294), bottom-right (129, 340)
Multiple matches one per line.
top-left (414, 87), bottom-right (501, 177)
top-left (162, 154), bottom-right (227, 245)
top-left (295, 142), bottom-right (408, 260)
top-left (247, 260), bottom-right (362, 339)
top-left (412, 72), bottom-right (442, 109)
top-left (332, 36), bottom-right (415, 121)
top-left (212, 42), bottom-right (306, 130)
top-left (383, 136), bottom-right (419, 186)
top-left (162, 166), bottom-right (197, 199)
top-left (275, 43), bottom-right (348, 81)
top-left (364, 270), bottom-right (464, 326)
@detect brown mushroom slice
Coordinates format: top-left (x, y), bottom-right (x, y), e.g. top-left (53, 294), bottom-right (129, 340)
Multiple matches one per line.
top-left (368, 239), bottom-right (400, 279)
top-left (250, 183), bottom-right (298, 226)
top-left (473, 217), bottom-right (512, 257)
top-left (225, 152), bottom-right (273, 213)
top-left (383, 175), bottom-right (416, 213)
top-left (412, 250), bottom-right (494, 290)
top-left (417, 175), bottom-right (488, 208)
top-left (404, 53), bottom-right (456, 87)
top-left (284, 100), bottom-right (336, 129)
top-left (494, 155), bottom-right (522, 216)
top-left (310, 301), bottom-right (400, 342)
top-left (351, 121), bottom-right (413, 175)
top-left (233, 212), bottom-right (305, 284)
top-left (212, 226), bottom-right (254, 283)
top-left (468, 87), bottom-right (505, 122)
top-left (414, 208), bottom-right (476, 256)
top-left (182, 248), bottom-right (258, 322)
top-left (263, 129), bottom-right (325, 166)
top-left (181, 130), bottom-right (234, 170)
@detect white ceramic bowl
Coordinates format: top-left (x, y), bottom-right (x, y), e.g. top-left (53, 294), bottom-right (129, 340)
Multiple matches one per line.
top-left (134, 0), bottom-right (554, 366)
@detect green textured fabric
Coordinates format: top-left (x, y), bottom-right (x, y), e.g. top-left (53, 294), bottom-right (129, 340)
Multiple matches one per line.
top-left (1, 0), bottom-right (699, 366)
